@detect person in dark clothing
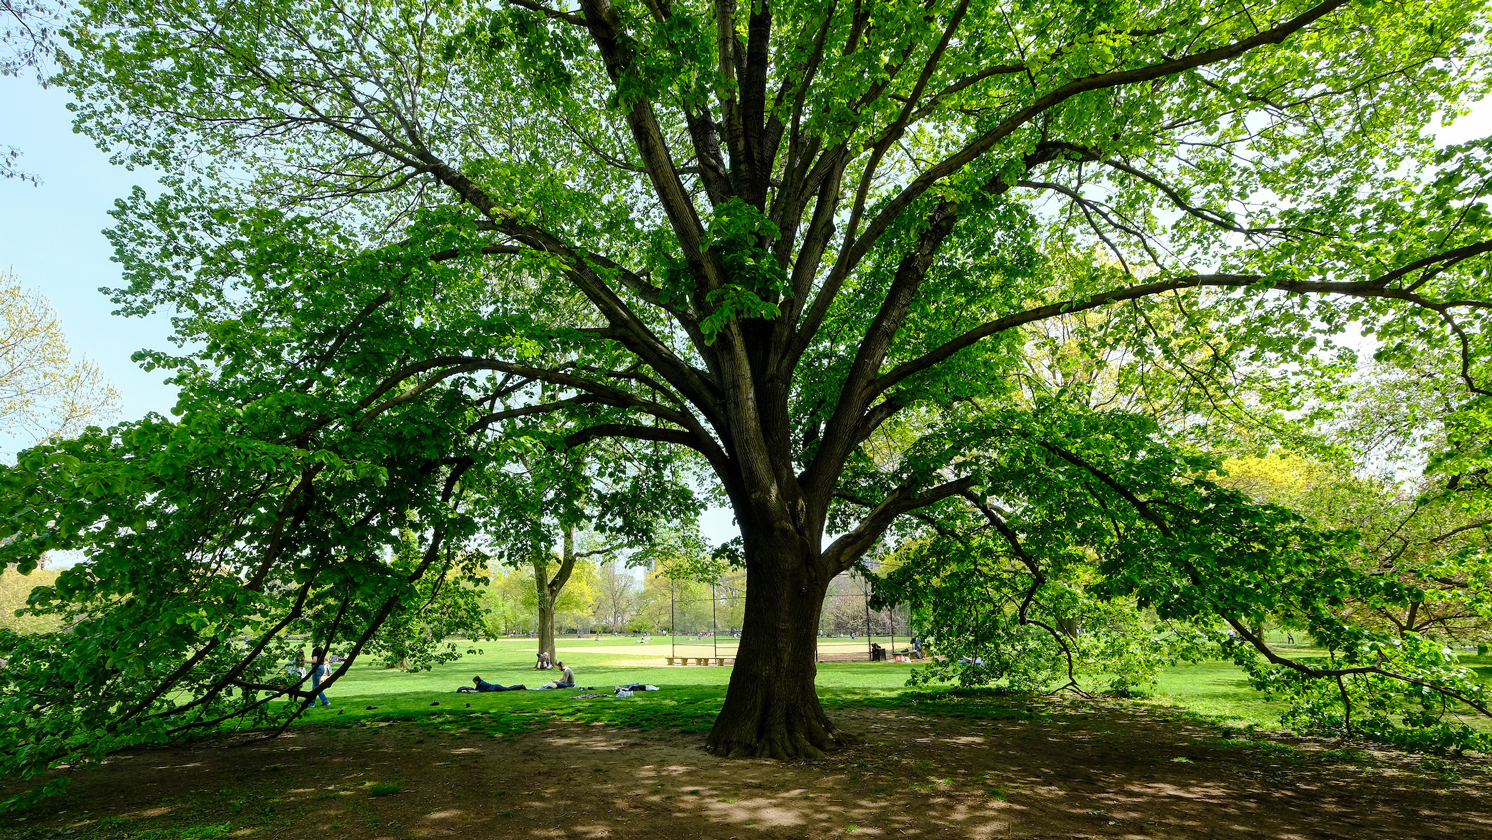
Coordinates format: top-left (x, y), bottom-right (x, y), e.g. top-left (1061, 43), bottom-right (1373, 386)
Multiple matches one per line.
top-left (458, 676), bottom-right (524, 692)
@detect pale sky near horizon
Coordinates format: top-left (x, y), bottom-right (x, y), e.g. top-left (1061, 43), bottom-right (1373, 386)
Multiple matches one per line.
top-left (2, 70), bottom-right (1490, 540)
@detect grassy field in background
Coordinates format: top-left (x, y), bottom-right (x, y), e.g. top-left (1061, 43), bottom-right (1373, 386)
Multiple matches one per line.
top-left (292, 633), bottom-right (1051, 742)
top-left (293, 636), bottom-right (1492, 740)
top-left (300, 636), bottom-right (1258, 735)
top-left (1148, 660), bottom-right (1287, 729)
top-left (300, 636), bottom-right (924, 734)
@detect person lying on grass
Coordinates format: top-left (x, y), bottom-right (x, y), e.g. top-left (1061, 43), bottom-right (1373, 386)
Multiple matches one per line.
top-left (456, 676), bottom-right (525, 693)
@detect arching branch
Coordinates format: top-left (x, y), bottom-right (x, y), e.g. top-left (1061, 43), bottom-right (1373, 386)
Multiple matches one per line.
top-left (870, 245), bottom-right (1492, 401)
top-left (823, 475), bottom-right (976, 575)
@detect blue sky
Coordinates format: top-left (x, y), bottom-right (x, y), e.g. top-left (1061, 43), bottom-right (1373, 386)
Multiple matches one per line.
top-left (2, 77), bottom-right (177, 431)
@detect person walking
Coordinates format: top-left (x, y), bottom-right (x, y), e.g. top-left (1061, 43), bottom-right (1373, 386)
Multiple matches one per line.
top-left (307, 646), bottom-right (332, 708)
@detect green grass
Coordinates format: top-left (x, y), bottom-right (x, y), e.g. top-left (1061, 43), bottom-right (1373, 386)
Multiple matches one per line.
top-left (295, 640), bottom-right (1050, 737)
top-left (296, 636), bottom-right (926, 734)
top-left (285, 635), bottom-right (1491, 740)
top-left (1146, 651), bottom-right (1492, 733)
top-left (1464, 653), bottom-right (1492, 683)
top-left (324, 635), bottom-right (920, 693)
top-left (1148, 660), bottom-right (1288, 730)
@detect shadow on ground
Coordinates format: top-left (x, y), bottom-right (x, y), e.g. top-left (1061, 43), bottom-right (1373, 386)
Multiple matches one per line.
top-left (2, 699), bottom-right (1488, 839)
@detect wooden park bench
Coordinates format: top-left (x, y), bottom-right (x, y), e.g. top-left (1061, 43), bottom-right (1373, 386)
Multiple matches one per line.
top-left (665, 656), bottom-right (734, 666)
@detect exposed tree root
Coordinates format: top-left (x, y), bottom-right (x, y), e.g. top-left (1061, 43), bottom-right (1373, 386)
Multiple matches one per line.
top-left (705, 707), bottom-right (843, 760)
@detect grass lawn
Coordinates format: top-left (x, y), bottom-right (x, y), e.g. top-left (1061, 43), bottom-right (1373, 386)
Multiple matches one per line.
top-left (294, 636), bottom-right (1491, 739)
top-left (1149, 650), bottom-right (1492, 733)
top-left (298, 636), bottom-right (928, 735)
top-left (1148, 660), bottom-right (1288, 729)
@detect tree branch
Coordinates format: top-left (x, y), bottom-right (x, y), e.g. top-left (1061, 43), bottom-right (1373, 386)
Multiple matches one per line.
top-left (823, 475), bottom-right (975, 574)
top-left (837, 0), bottom-right (1354, 285)
top-left (870, 248), bottom-right (1492, 401)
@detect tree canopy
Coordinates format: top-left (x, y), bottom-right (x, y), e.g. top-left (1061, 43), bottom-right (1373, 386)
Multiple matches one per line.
top-left (2, 0), bottom-right (1492, 790)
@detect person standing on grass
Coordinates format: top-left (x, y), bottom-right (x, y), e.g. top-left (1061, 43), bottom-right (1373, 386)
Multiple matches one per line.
top-left (306, 646), bottom-right (332, 707)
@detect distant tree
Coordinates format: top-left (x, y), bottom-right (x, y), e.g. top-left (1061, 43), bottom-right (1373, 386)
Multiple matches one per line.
top-left (0, 270), bottom-right (118, 445)
top-left (630, 566), bottom-right (670, 634)
top-left (1218, 364), bottom-right (1492, 648)
top-left (476, 437), bottom-right (697, 662)
top-left (633, 563), bottom-right (706, 635)
top-left (1194, 361), bottom-right (1492, 746)
top-left (0, 563), bottom-right (59, 633)
top-left (528, 525), bottom-right (601, 651)
top-left (591, 556), bottom-right (640, 633)
top-left (630, 532), bottom-right (727, 636)
top-left (479, 565), bottom-right (539, 636)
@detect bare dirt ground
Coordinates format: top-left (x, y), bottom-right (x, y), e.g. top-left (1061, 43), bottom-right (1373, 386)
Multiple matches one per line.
top-left (3, 700), bottom-right (1489, 840)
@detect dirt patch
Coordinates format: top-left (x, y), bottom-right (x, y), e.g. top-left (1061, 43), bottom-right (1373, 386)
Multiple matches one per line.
top-left (3, 701), bottom-right (1489, 839)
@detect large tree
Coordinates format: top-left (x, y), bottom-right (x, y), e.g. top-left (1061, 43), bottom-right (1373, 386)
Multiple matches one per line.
top-left (2, 0), bottom-right (1491, 771)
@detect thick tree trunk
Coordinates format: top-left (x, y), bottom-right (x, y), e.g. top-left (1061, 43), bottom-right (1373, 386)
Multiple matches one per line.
top-left (533, 525), bottom-right (579, 666)
top-left (705, 528), bottom-right (842, 759)
top-left (536, 587), bottom-right (558, 665)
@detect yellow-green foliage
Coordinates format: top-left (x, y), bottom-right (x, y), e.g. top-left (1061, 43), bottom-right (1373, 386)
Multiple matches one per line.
top-left (0, 565), bottom-right (61, 633)
top-left (0, 270), bottom-right (119, 442)
top-left (1214, 453), bottom-right (1349, 505)
top-left (481, 560), bottom-right (597, 634)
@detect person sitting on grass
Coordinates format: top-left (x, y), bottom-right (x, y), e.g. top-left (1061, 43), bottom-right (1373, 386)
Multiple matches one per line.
top-left (458, 676), bottom-right (524, 693)
top-left (534, 651), bottom-right (552, 670)
top-left (540, 661), bottom-right (575, 689)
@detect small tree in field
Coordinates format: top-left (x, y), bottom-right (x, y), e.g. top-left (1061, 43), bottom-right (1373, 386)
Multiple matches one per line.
top-left (475, 435), bottom-right (699, 661)
top-left (592, 557), bottom-right (642, 633)
top-left (478, 566), bottom-right (536, 636)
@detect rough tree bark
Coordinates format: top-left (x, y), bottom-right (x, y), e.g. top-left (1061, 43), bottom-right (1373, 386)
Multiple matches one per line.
top-left (706, 527), bottom-right (839, 758)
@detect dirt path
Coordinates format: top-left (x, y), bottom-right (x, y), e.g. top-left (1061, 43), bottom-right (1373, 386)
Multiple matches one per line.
top-left (3, 701), bottom-right (1488, 839)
